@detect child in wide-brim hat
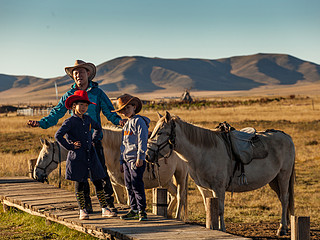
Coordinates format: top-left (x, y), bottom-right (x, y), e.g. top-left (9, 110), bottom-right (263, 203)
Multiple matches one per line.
top-left (112, 94), bottom-right (142, 114)
top-left (55, 90), bottom-right (116, 220)
top-left (65, 89), bottom-right (96, 109)
top-left (115, 94), bottom-right (150, 221)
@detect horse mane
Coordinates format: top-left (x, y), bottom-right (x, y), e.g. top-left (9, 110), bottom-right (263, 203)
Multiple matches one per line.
top-left (101, 125), bottom-right (122, 150)
top-left (173, 116), bottom-right (219, 148)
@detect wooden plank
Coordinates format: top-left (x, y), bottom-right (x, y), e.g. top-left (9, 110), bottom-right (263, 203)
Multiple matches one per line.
top-left (0, 181), bottom-right (55, 188)
top-left (0, 184), bottom-right (62, 191)
top-left (0, 177), bottom-right (249, 240)
top-left (0, 177), bottom-right (36, 184)
top-left (0, 189), bottom-right (73, 197)
top-left (4, 193), bottom-right (75, 201)
top-left (0, 181), bottom-right (56, 190)
top-left (30, 202), bottom-right (79, 212)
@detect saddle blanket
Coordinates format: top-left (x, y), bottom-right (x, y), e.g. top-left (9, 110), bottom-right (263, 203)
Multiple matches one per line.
top-left (230, 127), bottom-right (268, 165)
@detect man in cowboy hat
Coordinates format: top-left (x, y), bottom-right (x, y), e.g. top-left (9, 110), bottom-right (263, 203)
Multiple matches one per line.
top-left (28, 60), bottom-right (125, 213)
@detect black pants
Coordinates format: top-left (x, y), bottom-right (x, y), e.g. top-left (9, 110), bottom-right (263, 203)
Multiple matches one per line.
top-left (76, 179), bottom-right (104, 192)
top-left (84, 140), bottom-right (114, 206)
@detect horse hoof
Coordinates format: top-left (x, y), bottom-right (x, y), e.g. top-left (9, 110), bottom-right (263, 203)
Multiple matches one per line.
top-left (276, 228), bottom-right (287, 236)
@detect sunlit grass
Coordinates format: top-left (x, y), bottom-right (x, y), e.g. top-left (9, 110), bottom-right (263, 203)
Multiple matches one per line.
top-left (0, 95), bottom-right (319, 236)
top-left (0, 205), bottom-right (98, 240)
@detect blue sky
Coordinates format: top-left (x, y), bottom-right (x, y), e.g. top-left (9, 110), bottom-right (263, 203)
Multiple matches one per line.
top-left (1, 0), bottom-right (319, 78)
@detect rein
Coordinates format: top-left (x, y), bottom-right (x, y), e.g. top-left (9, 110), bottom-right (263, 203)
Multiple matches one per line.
top-left (36, 142), bottom-right (62, 187)
top-left (147, 120), bottom-right (176, 165)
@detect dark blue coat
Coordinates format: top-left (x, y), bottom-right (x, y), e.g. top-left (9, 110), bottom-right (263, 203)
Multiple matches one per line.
top-left (55, 114), bottom-right (106, 182)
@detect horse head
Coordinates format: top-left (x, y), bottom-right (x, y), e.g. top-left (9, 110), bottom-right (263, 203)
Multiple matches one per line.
top-left (34, 138), bottom-right (60, 183)
top-left (146, 111), bottom-right (176, 163)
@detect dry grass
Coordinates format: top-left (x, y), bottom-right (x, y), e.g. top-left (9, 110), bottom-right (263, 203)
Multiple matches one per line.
top-left (0, 96), bottom-right (319, 233)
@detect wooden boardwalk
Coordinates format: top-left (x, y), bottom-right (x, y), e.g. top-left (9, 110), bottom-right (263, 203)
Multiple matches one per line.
top-left (0, 177), bottom-right (250, 240)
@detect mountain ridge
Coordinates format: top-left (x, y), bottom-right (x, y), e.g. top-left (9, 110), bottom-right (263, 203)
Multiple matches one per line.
top-left (1, 53), bottom-right (320, 102)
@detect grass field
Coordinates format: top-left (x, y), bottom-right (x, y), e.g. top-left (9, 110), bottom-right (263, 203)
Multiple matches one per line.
top-left (0, 206), bottom-right (98, 240)
top-left (0, 95), bottom-right (319, 239)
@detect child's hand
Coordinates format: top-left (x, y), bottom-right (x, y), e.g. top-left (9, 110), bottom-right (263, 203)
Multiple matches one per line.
top-left (73, 141), bottom-right (81, 149)
top-left (27, 120), bottom-right (39, 127)
top-left (136, 159), bottom-right (143, 168)
top-left (119, 119), bottom-right (127, 127)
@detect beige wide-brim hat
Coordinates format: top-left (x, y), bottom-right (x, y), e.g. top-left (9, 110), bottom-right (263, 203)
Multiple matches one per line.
top-left (112, 94), bottom-right (142, 114)
top-left (65, 60), bottom-right (96, 81)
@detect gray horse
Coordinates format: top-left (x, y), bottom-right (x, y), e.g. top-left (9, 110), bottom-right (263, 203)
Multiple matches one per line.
top-left (146, 112), bottom-right (295, 236)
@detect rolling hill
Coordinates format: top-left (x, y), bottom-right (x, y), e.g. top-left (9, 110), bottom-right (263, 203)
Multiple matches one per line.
top-left (1, 53), bottom-right (320, 103)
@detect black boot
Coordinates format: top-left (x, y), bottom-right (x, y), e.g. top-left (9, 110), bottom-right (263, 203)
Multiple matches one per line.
top-left (97, 190), bottom-right (117, 217)
top-left (84, 181), bottom-right (93, 213)
top-left (102, 178), bottom-right (117, 213)
top-left (76, 191), bottom-right (89, 220)
top-left (107, 202), bottom-right (118, 213)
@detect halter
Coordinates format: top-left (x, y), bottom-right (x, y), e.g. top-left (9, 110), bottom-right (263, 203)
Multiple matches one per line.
top-left (147, 120), bottom-right (176, 164)
top-left (36, 141), bottom-right (62, 187)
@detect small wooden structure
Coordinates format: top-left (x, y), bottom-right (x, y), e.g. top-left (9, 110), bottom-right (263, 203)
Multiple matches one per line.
top-left (0, 177), bottom-right (249, 239)
top-left (152, 188), bottom-right (167, 217)
top-left (291, 215), bottom-right (310, 240)
top-left (180, 89), bottom-right (193, 103)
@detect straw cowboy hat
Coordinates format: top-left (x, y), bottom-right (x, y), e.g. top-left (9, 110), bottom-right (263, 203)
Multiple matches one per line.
top-left (65, 90), bottom-right (96, 109)
top-left (65, 60), bottom-right (96, 81)
top-left (112, 94), bottom-right (142, 114)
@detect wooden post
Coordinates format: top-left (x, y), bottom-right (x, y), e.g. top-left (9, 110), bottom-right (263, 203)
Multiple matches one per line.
top-left (28, 158), bottom-right (37, 179)
top-left (152, 188), bottom-right (167, 217)
top-left (206, 197), bottom-right (219, 230)
top-left (291, 216), bottom-right (310, 240)
top-left (312, 99), bottom-right (315, 110)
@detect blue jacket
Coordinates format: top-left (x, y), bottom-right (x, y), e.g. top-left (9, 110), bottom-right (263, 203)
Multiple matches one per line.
top-left (55, 115), bottom-right (106, 182)
top-left (120, 115), bottom-right (150, 165)
top-left (39, 81), bottom-right (121, 139)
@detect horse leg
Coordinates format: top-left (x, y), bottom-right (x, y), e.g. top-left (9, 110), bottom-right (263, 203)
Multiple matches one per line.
top-left (269, 178), bottom-right (287, 235)
top-left (272, 173), bottom-right (290, 236)
top-left (166, 181), bottom-right (178, 218)
top-left (211, 189), bottom-right (226, 232)
top-left (112, 183), bottom-right (127, 204)
top-left (173, 169), bottom-right (189, 221)
top-left (197, 185), bottom-right (226, 230)
top-left (196, 186), bottom-right (212, 212)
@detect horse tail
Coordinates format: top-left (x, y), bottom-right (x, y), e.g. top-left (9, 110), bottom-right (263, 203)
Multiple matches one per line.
top-left (288, 162), bottom-right (295, 217)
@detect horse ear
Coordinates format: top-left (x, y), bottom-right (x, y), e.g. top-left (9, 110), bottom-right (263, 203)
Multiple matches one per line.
top-left (40, 138), bottom-right (47, 146)
top-left (157, 112), bottom-right (163, 119)
top-left (41, 138), bottom-right (50, 146)
top-left (164, 111), bottom-right (171, 123)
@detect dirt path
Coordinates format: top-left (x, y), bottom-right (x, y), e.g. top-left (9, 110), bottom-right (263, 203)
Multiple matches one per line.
top-left (186, 222), bottom-right (320, 240)
top-left (226, 222), bottom-right (320, 240)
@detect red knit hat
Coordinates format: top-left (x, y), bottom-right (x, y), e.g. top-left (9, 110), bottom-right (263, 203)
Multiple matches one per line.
top-left (65, 90), bottom-right (96, 109)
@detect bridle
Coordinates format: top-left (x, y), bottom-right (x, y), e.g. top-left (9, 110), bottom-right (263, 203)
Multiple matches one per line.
top-left (36, 141), bottom-right (62, 188)
top-left (147, 120), bottom-right (176, 164)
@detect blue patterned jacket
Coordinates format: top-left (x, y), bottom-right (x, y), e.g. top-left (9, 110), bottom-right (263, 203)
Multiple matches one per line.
top-left (39, 81), bottom-right (121, 139)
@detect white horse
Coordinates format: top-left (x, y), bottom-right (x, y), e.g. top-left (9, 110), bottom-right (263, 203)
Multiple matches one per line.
top-left (33, 125), bottom-right (189, 220)
top-left (146, 112), bottom-right (295, 236)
